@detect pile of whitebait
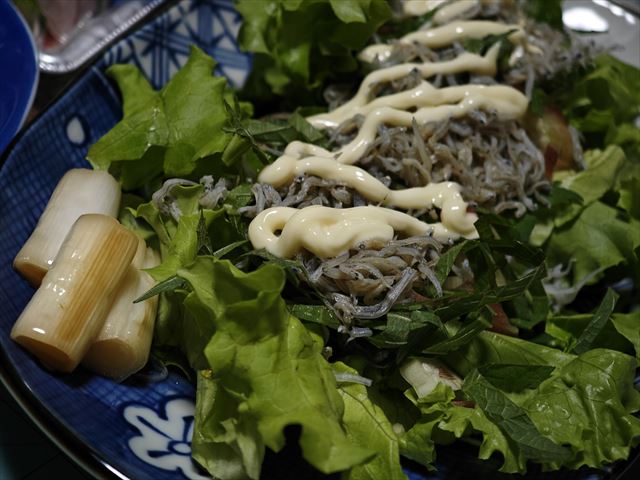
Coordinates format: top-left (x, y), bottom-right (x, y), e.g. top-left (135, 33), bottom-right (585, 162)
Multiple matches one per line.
top-left (187, 1), bottom-right (599, 322)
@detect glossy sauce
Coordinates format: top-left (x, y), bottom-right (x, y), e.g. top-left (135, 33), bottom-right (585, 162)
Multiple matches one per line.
top-left (403, 0), bottom-right (447, 17)
top-left (433, 0), bottom-right (481, 24)
top-left (248, 1), bottom-right (532, 258)
top-left (307, 45), bottom-right (501, 129)
top-left (358, 20), bottom-right (523, 63)
top-left (258, 156), bottom-right (477, 236)
top-left (249, 205), bottom-right (468, 258)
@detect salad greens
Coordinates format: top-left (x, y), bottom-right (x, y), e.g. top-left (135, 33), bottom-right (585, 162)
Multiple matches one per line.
top-left (87, 47), bottom-right (252, 190)
top-left (87, 2), bottom-right (640, 478)
top-left (184, 258), bottom-right (374, 478)
top-left (407, 345), bottom-right (640, 473)
top-left (333, 362), bottom-right (407, 480)
top-left (236, 0), bottom-right (392, 108)
top-left (523, 0), bottom-right (564, 30)
top-left (560, 55), bottom-right (640, 159)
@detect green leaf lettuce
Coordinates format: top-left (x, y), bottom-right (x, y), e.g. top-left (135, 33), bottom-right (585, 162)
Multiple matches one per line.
top-left (402, 332), bottom-right (640, 473)
top-left (236, 0), bottom-right (391, 106)
top-left (87, 46), bottom-right (240, 189)
top-left (178, 258), bottom-right (374, 479)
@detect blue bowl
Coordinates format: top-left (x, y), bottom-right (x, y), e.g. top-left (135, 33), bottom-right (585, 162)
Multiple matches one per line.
top-left (0, 0), bottom-right (38, 154)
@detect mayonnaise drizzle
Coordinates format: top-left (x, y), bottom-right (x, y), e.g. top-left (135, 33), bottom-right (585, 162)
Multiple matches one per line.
top-left (308, 83), bottom-right (528, 165)
top-left (403, 0), bottom-right (447, 17)
top-left (307, 44), bottom-right (500, 129)
top-left (359, 20), bottom-right (523, 63)
top-left (283, 141), bottom-right (334, 159)
top-left (257, 155), bottom-right (478, 236)
top-left (247, 3), bottom-right (536, 259)
top-left (248, 205), bottom-right (465, 259)
top-left (433, 0), bottom-right (480, 25)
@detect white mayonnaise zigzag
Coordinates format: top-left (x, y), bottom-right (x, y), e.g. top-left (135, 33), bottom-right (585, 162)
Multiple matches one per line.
top-left (248, 2), bottom-right (532, 258)
top-left (249, 205), bottom-right (467, 259)
top-left (358, 20), bottom-right (523, 63)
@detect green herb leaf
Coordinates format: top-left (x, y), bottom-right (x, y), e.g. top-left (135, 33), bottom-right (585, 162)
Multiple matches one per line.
top-left (572, 288), bottom-right (619, 354)
top-left (238, 113), bottom-right (329, 150)
top-left (545, 311), bottom-right (636, 358)
top-left (463, 370), bottom-right (572, 463)
top-left (196, 210), bottom-right (214, 255)
top-left (289, 304), bottom-right (341, 329)
top-left (477, 364), bottom-right (555, 392)
top-left (134, 275), bottom-right (187, 303)
top-left (462, 30), bottom-right (517, 54)
top-left (287, 111), bottom-right (327, 144)
top-left (509, 277), bottom-right (549, 330)
top-left (368, 310), bottom-right (446, 350)
top-left (245, 249), bottom-right (298, 269)
top-left (529, 87), bottom-right (548, 117)
top-left (434, 240), bottom-right (470, 284)
top-left (223, 100), bottom-right (271, 165)
top-left (435, 264), bottom-right (547, 320)
top-left (376, 7), bottom-right (438, 41)
top-left (422, 317), bottom-right (491, 355)
top-left (224, 183), bottom-right (254, 211)
top-left (212, 240), bottom-right (248, 259)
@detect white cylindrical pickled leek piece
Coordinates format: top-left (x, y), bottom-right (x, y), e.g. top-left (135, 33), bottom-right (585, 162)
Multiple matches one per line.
top-left (400, 357), bottom-right (463, 398)
top-left (13, 168), bottom-right (121, 286)
top-left (83, 239), bottom-right (161, 381)
top-left (11, 214), bottom-right (139, 373)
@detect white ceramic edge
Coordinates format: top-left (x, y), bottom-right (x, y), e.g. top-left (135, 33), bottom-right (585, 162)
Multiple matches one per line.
top-left (7, 1), bottom-right (39, 133)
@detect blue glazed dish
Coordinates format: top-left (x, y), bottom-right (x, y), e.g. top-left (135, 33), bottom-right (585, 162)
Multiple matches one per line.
top-left (0, 1), bottom-right (637, 479)
top-left (0, 2), bottom-right (248, 479)
top-left (0, 0), bottom-right (38, 154)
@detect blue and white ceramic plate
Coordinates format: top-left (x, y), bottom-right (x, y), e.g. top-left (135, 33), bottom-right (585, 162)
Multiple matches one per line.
top-left (0, 2), bottom-right (247, 479)
top-left (0, 0), bottom-right (38, 154)
top-left (0, 1), bottom-right (638, 480)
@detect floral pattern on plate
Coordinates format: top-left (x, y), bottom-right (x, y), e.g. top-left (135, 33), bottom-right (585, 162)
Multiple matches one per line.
top-left (124, 397), bottom-right (209, 480)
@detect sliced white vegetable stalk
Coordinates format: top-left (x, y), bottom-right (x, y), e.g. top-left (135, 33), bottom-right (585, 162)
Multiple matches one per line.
top-left (400, 357), bottom-right (463, 398)
top-left (13, 168), bottom-right (121, 286)
top-left (11, 214), bottom-right (139, 373)
top-left (83, 238), bottom-right (161, 381)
